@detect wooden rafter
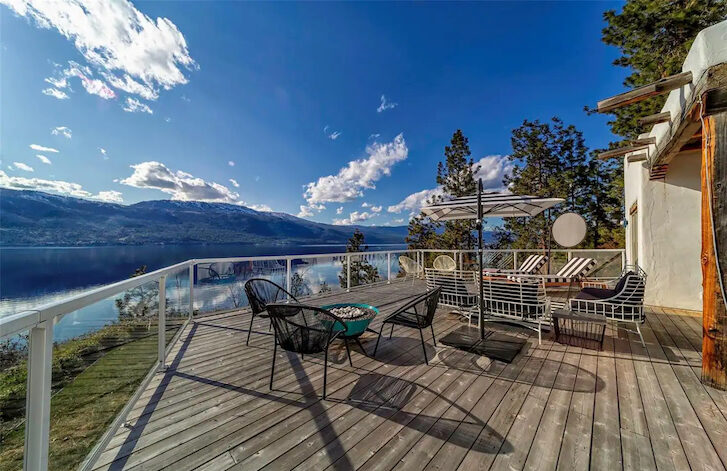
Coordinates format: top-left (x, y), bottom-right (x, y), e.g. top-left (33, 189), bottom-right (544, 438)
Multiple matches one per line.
top-left (631, 136), bottom-right (657, 146)
top-left (597, 144), bottom-right (651, 160)
top-left (638, 111), bottom-right (671, 127)
top-left (627, 152), bottom-right (648, 163)
top-left (597, 71), bottom-right (693, 113)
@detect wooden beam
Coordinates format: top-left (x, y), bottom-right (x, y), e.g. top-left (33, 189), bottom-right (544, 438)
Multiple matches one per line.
top-left (706, 88), bottom-right (727, 116)
top-left (627, 152), bottom-right (648, 163)
top-left (597, 144), bottom-right (650, 160)
top-left (631, 137), bottom-right (657, 146)
top-left (638, 111), bottom-right (671, 127)
top-left (597, 71), bottom-right (693, 113)
top-left (702, 111), bottom-right (727, 391)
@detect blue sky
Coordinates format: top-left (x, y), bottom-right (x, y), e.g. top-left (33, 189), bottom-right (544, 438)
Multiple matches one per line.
top-left (0, 1), bottom-right (627, 226)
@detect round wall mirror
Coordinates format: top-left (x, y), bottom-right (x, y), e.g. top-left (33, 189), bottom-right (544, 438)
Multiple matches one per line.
top-left (552, 212), bottom-right (587, 248)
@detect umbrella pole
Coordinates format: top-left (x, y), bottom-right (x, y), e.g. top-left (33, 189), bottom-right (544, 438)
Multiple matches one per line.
top-left (478, 178), bottom-right (485, 340)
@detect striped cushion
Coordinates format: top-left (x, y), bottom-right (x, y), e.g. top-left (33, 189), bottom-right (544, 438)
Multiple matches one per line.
top-left (518, 255), bottom-right (546, 274)
top-left (542, 257), bottom-right (596, 283)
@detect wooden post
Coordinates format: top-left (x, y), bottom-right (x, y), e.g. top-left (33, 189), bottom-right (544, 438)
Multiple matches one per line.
top-left (701, 112), bottom-right (727, 390)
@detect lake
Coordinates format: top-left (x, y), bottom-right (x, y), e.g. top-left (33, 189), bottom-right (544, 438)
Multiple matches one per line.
top-left (0, 244), bottom-right (408, 342)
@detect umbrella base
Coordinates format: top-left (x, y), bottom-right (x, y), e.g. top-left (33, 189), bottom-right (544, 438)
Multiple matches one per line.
top-left (440, 325), bottom-right (526, 363)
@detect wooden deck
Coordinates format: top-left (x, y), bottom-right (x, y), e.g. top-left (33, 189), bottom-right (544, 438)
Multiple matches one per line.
top-left (90, 280), bottom-right (727, 471)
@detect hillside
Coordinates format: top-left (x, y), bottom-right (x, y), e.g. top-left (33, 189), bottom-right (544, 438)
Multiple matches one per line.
top-left (0, 189), bottom-right (408, 246)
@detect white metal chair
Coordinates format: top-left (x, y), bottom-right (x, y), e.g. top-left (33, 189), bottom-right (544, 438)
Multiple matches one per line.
top-left (479, 273), bottom-right (551, 344)
top-left (425, 268), bottom-right (478, 320)
top-left (433, 255), bottom-right (457, 271)
top-left (569, 265), bottom-right (647, 346)
top-left (399, 255), bottom-right (423, 283)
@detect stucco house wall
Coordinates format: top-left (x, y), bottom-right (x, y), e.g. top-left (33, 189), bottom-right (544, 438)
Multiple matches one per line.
top-left (625, 151), bottom-right (702, 310)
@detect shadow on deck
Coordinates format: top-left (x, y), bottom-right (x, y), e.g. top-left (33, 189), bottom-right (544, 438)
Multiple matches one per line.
top-left (90, 280), bottom-right (727, 471)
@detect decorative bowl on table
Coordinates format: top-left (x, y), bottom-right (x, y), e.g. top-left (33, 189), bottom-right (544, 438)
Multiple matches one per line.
top-left (320, 303), bottom-right (379, 338)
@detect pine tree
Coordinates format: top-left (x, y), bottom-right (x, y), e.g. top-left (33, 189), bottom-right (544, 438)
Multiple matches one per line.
top-left (598, 0), bottom-right (727, 139)
top-left (495, 118), bottom-right (618, 249)
top-left (339, 229), bottom-right (380, 288)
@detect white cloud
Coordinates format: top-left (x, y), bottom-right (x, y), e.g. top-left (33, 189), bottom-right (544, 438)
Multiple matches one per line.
top-left (36, 155), bottom-right (52, 165)
top-left (248, 203), bottom-right (272, 212)
top-left (95, 190), bottom-right (123, 203)
top-left (387, 187), bottom-right (443, 214)
top-left (13, 162), bottom-right (34, 172)
top-left (368, 133), bottom-right (380, 140)
top-left (51, 126), bottom-right (72, 139)
top-left (181, 94), bottom-right (191, 102)
top-left (377, 94), bottom-right (397, 113)
top-left (336, 206), bottom-right (343, 215)
top-left (333, 210), bottom-right (376, 226)
top-left (164, 117), bottom-right (172, 123)
top-left (120, 161), bottom-right (245, 204)
top-left (371, 205), bottom-right (382, 213)
top-left (297, 205), bottom-right (314, 218)
top-left (0, 170), bottom-right (120, 202)
top-left (229, 178), bottom-right (239, 187)
top-left (5, 0), bottom-right (196, 102)
top-left (303, 133), bottom-right (408, 209)
top-left (228, 161), bottom-right (235, 167)
top-left (122, 97), bottom-right (153, 114)
top-left (472, 155), bottom-right (513, 192)
top-left (392, 218), bottom-right (405, 224)
top-left (387, 155), bottom-right (513, 215)
top-left (42, 87), bottom-right (69, 99)
top-left (29, 144), bottom-right (59, 153)
top-left (323, 125), bottom-right (341, 140)
top-left (43, 61), bottom-right (116, 99)
top-left (361, 202), bottom-right (370, 208)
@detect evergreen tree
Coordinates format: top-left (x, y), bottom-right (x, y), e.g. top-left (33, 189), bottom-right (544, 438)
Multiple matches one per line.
top-left (495, 118), bottom-right (622, 249)
top-left (339, 229), bottom-right (380, 288)
top-left (406, 130), bottom-right (481, 250)
top-left (596, 0), bottom-right (727, 139)
top-left (437, 130), bottom-right (480, 249)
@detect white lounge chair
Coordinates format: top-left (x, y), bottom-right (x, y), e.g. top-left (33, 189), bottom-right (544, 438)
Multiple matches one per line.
top-left (479, 273), bottom-right (551, 344)
top-left (570, 265), bottom-right (647, 346)
top-left (425, 268), bottom-right (478, 319)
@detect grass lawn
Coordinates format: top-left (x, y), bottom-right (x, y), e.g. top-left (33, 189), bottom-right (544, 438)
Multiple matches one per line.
top-left (0, 322), bottom-right (183, 471)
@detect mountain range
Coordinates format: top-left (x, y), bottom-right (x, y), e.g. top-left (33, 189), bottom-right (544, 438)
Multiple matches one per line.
top-left (0, 189), bottom-right (409, 246)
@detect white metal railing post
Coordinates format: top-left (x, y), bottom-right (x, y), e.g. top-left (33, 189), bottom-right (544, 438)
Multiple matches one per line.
top-left (459, 251), bottom-right (463, 270)
top-left (286, 258), bottom-right (292, 299)
top-left (387, 252), bottom-right (391, 284)
top-left (513, 251), bottom-right (518, 270)
top-left (346, 254), bottom-right (351, 292)
top-left (24, 320), bottom-right (54, 471)
top-left (158, 275), bottom-right (167, 372)
top-left (188, 264), bottom-right (194, 319)
top-left (622, 250), bottom-right (626, 270)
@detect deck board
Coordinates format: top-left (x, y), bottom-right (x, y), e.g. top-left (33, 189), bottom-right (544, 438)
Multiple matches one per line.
top-left (87, 280), bottom-right (727, 471)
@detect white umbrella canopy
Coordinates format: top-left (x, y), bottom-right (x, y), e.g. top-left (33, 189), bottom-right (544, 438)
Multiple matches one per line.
top-left (420, 184), bottom-right (564, 341)
top-left (421, 193), bottom-right (564, 221)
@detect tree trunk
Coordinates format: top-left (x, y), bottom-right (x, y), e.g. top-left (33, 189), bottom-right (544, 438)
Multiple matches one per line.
top-left (702, 111), bottom-right (727, 390)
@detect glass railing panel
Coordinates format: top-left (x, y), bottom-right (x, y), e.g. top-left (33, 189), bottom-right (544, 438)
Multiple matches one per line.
top-left (290, 255), bottom-right (345, 297)
top-left (0, 328), bottom-right (29, 470)
top-left (569, 249), bottom-right (624, 279)
top-left (46, 272), bottom-right (184, 470)
top-left (389, 250), bottom-right (421, 279)
top-left (344, 253), bottom-right (386, 289)
top-left (193, 259), bottom-right (287, 314)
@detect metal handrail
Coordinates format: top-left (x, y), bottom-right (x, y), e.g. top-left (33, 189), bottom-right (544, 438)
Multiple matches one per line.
top-left (2, 246), bottom-right (624, 470)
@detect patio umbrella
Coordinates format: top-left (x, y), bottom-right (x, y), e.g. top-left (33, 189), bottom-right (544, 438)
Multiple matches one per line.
top-left (420, 179), bottom-right (563, 340)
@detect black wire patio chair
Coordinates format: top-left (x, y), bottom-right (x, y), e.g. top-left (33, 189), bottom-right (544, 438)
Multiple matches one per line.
top-left (373, 287), bottom-right (441, 365)
top-left (265, 303), bottom-right (349, 399)
top-left (243, 278), bottom-right (299, 346)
